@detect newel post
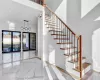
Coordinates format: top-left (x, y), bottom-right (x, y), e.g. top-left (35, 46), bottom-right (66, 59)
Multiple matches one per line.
top-left (80, 35), bottom-right (82, 79)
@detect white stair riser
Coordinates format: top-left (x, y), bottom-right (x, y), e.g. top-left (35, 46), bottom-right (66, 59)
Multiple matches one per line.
top-left (45, 21), bottom-right (56, 24)
top-left (53, 35), bottom-right (68, 38)
top-left (48, 28), bottom-right (61, 31)
top-left (66, 65), bottom-right (91, 78)
top-left (65, 54), bottom-right (78, 61)
top-left (66, 59), bottom-right (86, 68)
top-left (45, 24), bottom-right (64, 32)
top-left (82, 65), bottom-right (91, 76)
top-left (66, 62), bottom-right (74, 69)
top-left (66, 68), bottom-right (80, 78)
top-left (60, 44), bottom-right (72, 48)
top-left (56, 40), bottom-right (70, 43)
top-left (50, 31), bottom-right (63, 34)
top-left (45, 22), bottom-right (56, 25)
top-left (45, 18), bottom-right (55, 21)
top-left (63, 49), bottom-right (77, 53)
top-left (65, 55), bottom-right (86, 66)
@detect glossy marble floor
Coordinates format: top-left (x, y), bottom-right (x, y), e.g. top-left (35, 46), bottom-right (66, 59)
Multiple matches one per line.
top-left (85, 71), bottom-right (100, 80)
top-left (1, 53), bottom-right (100, 80)
top-left (0, 58), bottom-right (49, 80)
top-left (2, 52), bottom-right (35, 63)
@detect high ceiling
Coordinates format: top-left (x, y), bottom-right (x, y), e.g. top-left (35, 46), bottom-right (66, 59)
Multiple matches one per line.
top-left (0, 0), bottom-right (41, 25)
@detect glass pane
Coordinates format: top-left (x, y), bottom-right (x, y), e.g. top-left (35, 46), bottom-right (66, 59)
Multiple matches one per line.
top-left (13, 32), bottom-right (21, 52)
top-left (30, 33), bottom-right (36, 50)
top-left (2, 31), bottom-right (12, 53)
top-left (23, 33), bottom-right (29, 50)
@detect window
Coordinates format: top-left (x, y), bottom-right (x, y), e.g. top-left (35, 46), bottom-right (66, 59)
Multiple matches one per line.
top-left (2, 30), bottom-right (21, 53)
top-left (23, 32), bottom-right (36, 51)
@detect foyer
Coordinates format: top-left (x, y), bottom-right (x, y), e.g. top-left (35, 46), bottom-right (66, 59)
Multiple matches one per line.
top-left (0, 0), bottom-right (100, 80)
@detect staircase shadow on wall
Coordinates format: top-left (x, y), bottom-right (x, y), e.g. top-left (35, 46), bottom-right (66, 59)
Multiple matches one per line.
top-left (67, 0), bottom-right (100, 65)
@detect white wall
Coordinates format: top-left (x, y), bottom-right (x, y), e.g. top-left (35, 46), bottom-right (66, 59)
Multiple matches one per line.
top-left (55, 0), bottom-right (67, 23)
top-left (67, 0), bottom-right (100, 64)
top-left (54, 0), bottom-right (100, 65)
top-left (81, 0), bottom-right (100, 18)
top-left (92, 28), bottom-right (100, 72)
top-left (38, 12), bottom-right (65, 69)
top-left (13, 0), bottom-right (43, 11)
top-left (38, 17), bottom-right (43, 59)
top-left (0, 21), bottom-right (37, 64)
top-left (46, 0), bottom-right (63, 12)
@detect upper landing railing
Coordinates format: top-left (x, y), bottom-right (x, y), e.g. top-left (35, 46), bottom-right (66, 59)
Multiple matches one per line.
top-left (30, 0), bottom-right (44, 5)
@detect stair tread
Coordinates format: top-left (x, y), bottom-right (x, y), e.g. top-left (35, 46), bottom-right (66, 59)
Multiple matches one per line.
top-left (73, 63), bottom-right (91, 72)
top-left (45, 16), bottom-right (50, 18)
top-left (51, 34), bottom-right (67, 36)
top-left (45, 16), bottom-right (51, 19)
top-left (57, 42), bottom-right (72, 44)
top-left (45, 23), bottom-right (57, 26)
top-left (49, 30), bottom-right (62, 32)
top-left (47, 27), bottom-right (61, 30)
top-left (68, 57), bottom-right (86, 63)
top-left (45, 18), bottom-right (55, 22)
top-left (54, 38), bottom-right (69, 40)
top-left (60, 47), bottom-right (76, 50)
top-left (47, 27), bottom-right (59, 29)
top-left (64, 51), bottom-right (79, 56)
top-left (45, 19), bottom-right (55, 22)
top-left (45, 20), bottom-right (56, 24)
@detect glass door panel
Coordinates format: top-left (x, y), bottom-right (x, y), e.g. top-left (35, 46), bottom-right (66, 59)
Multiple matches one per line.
top-left (2, 31), bottom-right (12, 53)
top-left (30, 33), bottom-right (36, 50)
top-left (13, 32), bottom-right (21, 52)
top-left (23, 33), bottom-right (29, 51)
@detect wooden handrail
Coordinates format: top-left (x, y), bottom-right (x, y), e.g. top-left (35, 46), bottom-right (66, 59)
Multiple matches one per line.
top-left (45, 5), bottom-right (77, 36)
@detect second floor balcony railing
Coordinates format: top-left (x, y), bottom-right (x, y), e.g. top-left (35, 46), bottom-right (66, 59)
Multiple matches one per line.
top-left (30, 0), bottom-right (44, 5)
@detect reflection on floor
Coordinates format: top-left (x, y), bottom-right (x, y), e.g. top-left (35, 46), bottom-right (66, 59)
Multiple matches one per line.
top-left (0, 58), bottom-right (48, 80)
top-left (82, 70), bottom-right (100, 80)
top-left (2, 51), bottom-right (35, 63)
top-left (86, 71), bottom-right (100, 80)
top-left (1, 53), bottom-right (100, 80)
